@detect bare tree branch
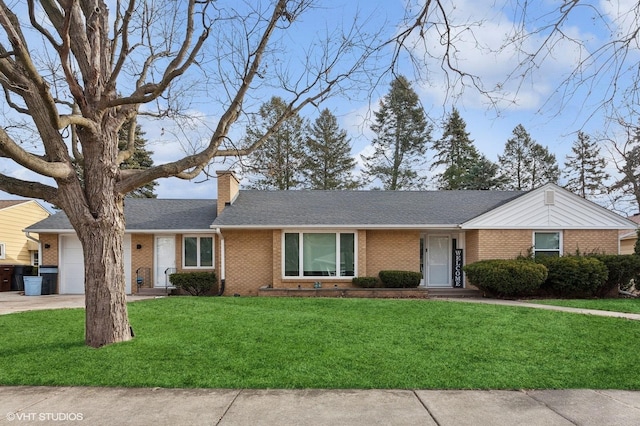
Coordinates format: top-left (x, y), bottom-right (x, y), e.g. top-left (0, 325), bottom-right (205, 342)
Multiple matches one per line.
top-left (0, 127), bottom-right (72, 179)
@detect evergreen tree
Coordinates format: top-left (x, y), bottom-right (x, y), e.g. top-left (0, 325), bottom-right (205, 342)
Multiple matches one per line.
top-left (431, 108), bottom-right (481, 189)
top-left (119, 121), bottom-right (157, 198)
top-left (499, 124), bottom-right (559, 190)
top-left (361, 76), bottom-right (431, 190)
top-left (301, 109), bottom-right (359, 189)
top-left (243, 96), bottom-right (308, 190)
top-left (610, 124), bottom-right (640, 210)
top-left (462, 155), bottom-right (505, 190)
top-left (563, 131), bottom-right (610, 198)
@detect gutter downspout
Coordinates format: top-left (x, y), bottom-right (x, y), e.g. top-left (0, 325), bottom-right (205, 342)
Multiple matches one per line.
top-left (24, 231), bottom-right (41, 274)
top-left (214, 228), bottom-right (225, 296)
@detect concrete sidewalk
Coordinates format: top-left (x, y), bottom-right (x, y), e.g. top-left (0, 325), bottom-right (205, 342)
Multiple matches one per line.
top-left (1, 387), bottom-right (640, 425)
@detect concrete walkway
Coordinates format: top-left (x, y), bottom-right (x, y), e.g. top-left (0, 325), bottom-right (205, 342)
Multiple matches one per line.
top-left (1, 387), bottom-right (640, 425)
top-left (438, 297), bottom-right (640, 321)
top-left (2, 292), bottom-right (640, 425)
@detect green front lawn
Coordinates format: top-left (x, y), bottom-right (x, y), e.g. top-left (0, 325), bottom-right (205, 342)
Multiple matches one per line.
top-left (1, 297), bottom-right (639, 389)
top-left (529, 298), bottom-right (640, 314)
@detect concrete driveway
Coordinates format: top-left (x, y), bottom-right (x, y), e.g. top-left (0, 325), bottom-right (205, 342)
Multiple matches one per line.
top-left (0, 291), bottom-right (157, 315)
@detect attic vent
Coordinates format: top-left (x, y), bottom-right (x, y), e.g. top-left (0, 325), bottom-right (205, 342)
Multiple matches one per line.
top-left (544, 189), bottom-right (555, 205)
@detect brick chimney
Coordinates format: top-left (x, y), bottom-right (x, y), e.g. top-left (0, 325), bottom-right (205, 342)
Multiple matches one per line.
top-left (216, 170), bottom-right (240, 214)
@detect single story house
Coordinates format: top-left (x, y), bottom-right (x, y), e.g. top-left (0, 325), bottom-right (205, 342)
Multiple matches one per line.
top-left (26, 199), bottom-right (216, 294)
top-left (26, 171), bottom-right (637, 295)
top-left (213, 172), bottom-right (637, 295)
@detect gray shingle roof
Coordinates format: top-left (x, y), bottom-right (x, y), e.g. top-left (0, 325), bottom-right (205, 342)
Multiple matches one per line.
top-left (27, 199), bottom-right (217, 231)
top-left (213, 190), bottom-right (526, 227)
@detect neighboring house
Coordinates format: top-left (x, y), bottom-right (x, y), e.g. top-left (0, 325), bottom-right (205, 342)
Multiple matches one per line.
top-left (26, 199), bottom-right (216, 294)
top-left (619, 214), bottom-right (640, 255)
top-left (26, 171), bottom-right (637, 296)
top-left (0, 200), bottom-right (50, 266)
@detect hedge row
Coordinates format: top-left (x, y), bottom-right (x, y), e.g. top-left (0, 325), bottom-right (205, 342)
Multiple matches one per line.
top-left (463, 259), bottom-right (547, 297)
top-left (536, 256), bottom-right (608, 297)
top-left (464, 255), bottom-right (640, 298)
top-left (353, 270), bottom-right (421, 288)
top-left (169, 271), bottom-right (217, 296)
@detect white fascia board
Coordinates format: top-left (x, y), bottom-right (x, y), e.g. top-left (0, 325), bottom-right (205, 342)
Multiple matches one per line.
top-left (216, 224), bottom-right (462, 230)
top-left (463, 225), bottom-right (636, 230)
top-left (126, 229), bottom-right (215, 234)
top-left (25, 229), bottom-right (76, 234)
top-left (29, 228), bottom-right (216, 234)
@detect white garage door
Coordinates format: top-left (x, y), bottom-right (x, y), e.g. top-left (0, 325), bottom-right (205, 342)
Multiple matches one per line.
top-left (59, 235), bottom-right (132, 294)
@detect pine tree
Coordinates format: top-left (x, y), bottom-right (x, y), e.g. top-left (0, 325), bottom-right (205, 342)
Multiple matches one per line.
top-left (431, 108), bottom-right (481, 189)
top-left (301, 109), bottom-right (359, 189)
top-left (119, 121), bottom-right (157, 198)
top-left (463, 155), bottom-right (505, 190)
top-left (243, 97), bottom-right (308, 190)
top-left (499, 124), bottom-right (559, 190)
top-left (610, 124), bottom-right (640, 211)
top-left (563, 131), bottom-right (610, 198)
top-left (361, 76), bottom-right (431, 190)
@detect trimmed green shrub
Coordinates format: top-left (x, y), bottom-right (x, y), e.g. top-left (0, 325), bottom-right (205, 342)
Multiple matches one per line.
top-left (463, 259), bottom-right (547, 297)
top-left (352, 277), bottom-right (380, 288)
top-left (536, 256), bottom-right (608, 297)
top-left (169, 271), bottom-right (217, 296)
top-left (378, 270), bottom-right (422, 288)
top-left (588, 254), bottom-right (640, 295)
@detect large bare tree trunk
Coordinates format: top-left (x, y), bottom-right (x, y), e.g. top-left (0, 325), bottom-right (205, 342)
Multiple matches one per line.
top-left (61, 123), bottom-right (133, 348)
top-left (78, 205), bottom-right (131, 348)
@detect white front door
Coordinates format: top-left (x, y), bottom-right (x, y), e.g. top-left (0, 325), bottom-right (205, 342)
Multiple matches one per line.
top-left (155, 236), bottom-right (176, 287)
top-left (427, 235), bottom-right (451, 287)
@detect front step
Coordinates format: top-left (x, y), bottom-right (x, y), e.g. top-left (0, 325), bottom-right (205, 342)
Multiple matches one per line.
top-left (428, 288), bottom-right (482, 298)
top-left (137, 287), bottom-right (173, 296)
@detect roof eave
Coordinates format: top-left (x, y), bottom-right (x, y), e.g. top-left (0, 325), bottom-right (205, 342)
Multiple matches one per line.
top-left (215, 224), bottom-right (462, 230)
top-left (28, 228), bottom-right (217, 234)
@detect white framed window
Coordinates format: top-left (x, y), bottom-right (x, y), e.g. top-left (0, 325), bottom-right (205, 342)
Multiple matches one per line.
top-left (283, 231), bottom-right (356, 278)
top-left (31, 250), bottom-right (39, 266)
top-left (0, 243), bottom-right (5, 259)
top-left (183, 235), bottom-right (214, 268)
top-left (533, 231), bottom-right (562, 258)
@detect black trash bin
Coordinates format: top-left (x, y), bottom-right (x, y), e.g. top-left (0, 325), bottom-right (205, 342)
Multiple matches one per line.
top-left (0, 265), bottom-right (14, 292)
top-left (11, 265), bottom-right (25, 291)
top-left (40, 266), bottom-right (58, 295)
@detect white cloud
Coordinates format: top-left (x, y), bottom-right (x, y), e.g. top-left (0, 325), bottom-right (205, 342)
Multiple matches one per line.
top-left (398, 0), bottom-right (593, 113)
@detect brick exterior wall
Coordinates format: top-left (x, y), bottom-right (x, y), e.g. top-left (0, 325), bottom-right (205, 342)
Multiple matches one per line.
top-left (465, 230), bottom-right (479, 265)
top-left (222, 229), bottom-right (422, 295)
top-left (469, 229), bottom-right (532, 262)
top-left (223, 229), bottom-right (273, 296)
top-left (563, 229), bottom-right (619, 255)
top-left (40, 234), bottom-right (58, 266)
top-left (130, 234), bottom-right (154, 293)
top-left (365, 230), bottom-right (420, 277)
top-left (465, 229), bottom-right (620, 264)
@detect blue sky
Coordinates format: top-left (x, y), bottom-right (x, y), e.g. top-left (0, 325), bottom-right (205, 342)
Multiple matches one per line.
top-left (1, 0), bottom-right (638, 212)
